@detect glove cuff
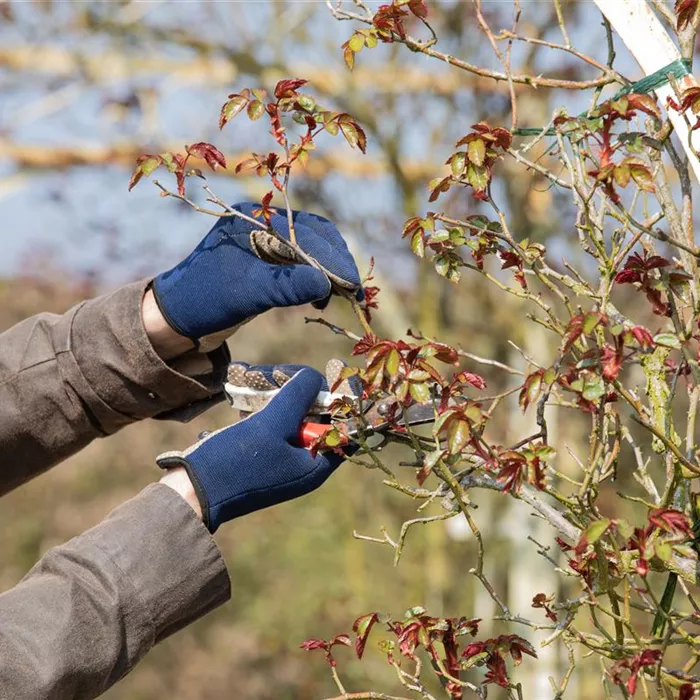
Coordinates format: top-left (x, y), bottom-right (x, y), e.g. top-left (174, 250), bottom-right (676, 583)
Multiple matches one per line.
top-left (156, 453), bottom-right (213, 532)
top-left (151, 277), bottom-right (195, 341)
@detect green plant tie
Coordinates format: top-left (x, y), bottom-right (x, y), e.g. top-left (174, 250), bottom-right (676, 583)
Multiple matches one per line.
top-left (513, 58), bottom-right (692, 137)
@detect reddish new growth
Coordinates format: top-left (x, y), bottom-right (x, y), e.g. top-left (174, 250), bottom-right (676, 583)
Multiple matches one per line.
top-left (492, 443), bottom-right (554, 494)
top-left (556, 93), bottom-right (659, 204)
top-left (300, 634), bottom-right (352, 668)
top-left (350, 336), bottom-right (461, 405)
top-left (462, 633), bottom-right (537, 689)
top-left (532, 593), bottom-right (558, 622)
top-left (342, 0), bottom-right (428, 69)
top-left (614, 250), bottom-right (694, 317)
top-left (667, 79), bottom-right (700, 131)
top-left (402, 212), bottom-right (543, 287)
top-left (128, 142), bottom-right (226, 195)
top-left (610, 649), bottom-right (662, 695)
top-left (431, 122), bottom-right (512, 203)
top-left (129, 78), bottom-right (366, 203)
top-left (675, 0), bottom-right (700, 31)
top-left (304, 607), bottom-right (534, 698)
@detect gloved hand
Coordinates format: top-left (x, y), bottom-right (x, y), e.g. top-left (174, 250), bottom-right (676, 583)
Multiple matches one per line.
top-left (156, 367), bottom-right (349, 533)
top-left (152, 203), bottom-right (363, 349)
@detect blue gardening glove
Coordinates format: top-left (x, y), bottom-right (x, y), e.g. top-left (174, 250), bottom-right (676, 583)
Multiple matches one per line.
top-left (156, 368), bottom-right (347, 532)
top-left (153, 203), bottom-right (363, 349)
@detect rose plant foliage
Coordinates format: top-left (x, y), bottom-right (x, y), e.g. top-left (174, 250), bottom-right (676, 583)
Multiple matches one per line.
top-left (129, 1), bottom-right (700, 697)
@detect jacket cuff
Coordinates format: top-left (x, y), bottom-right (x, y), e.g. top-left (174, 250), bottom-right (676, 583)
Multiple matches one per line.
top-left (88, 484), bottom-right (231, 647)
top-left (68, 279), bottom-right (229, 433)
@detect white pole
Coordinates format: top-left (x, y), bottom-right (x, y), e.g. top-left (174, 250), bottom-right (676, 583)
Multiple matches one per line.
top-left (593, 0), bottom-right (700, 184)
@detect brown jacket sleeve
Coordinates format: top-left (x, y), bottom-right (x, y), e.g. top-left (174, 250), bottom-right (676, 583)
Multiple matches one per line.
top-left (0, 484), bottom-right (231, 700)
top-left (0, 280), bottom-right (232, 698)
top-left (0, 279), bottom-right (229, 496)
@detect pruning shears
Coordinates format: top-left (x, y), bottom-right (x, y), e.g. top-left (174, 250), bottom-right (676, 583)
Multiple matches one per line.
top-left (223, 381), bottom-right (438, 450)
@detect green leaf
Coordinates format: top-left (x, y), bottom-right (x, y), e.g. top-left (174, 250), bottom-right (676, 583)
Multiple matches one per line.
top-left (128, 155), bottom-right (163, 191)
top-left (247, 100), bottom-right (265, 121)
top-left (582, 375), bottom-right (605, 401)
top-left (582, 312), bottom-right (603, 335)
top-left (613, 164), bottom-right (630, 188)
top-left (467, 138), bottom-right (486, 167)
top-left (653, 333), bottom-right (681, 349)
top-left (409, 382), bottom-right (431, 402)
top-left (654, 539), bottom-right (673, 563)
top-left (352, 612), bottom-right (379, 660)
top-left (611, 96), bottom-right (629, 115)
top-left (447, 418), bottom-right (470, 454)
top-left (160, 152), bottom-right (177, 172)
top-left (410, 231), bottom-right (425, 258)
top-left (378, 639), bottom-right (395, 655)
top-left (433, 409), bottom-right (456, 434)
top-left (533, 445), bottom-right (556, 462)
top-left (365, 30), bottom-right (379, 48)
top-left (385, 348), bottom-right (401, 378)
top-left (543, 368), bottom-right (557, 385)
top-left (465, 404), bottom-right (483, 424)
top-left (297, 148), bottom-right (309, 169)
top-left (445, 263), bottom-right (461, 283)
top-left (628, 160), bottom-right (655, 192)
top-left (448, 228), bottom-right (466, 245)
top-left (616, 519), bottom-right (634, 541)
top-left (584, 518), bottom-right (611, 544)
top-left (349, 32), bottom-right (365, 51)
top-left (324, 427), bottom-right (343, 447)
top-left (576, 357), bottom-right (600, 370)
top-left (219, 95), bottom-right (249, 129)
top-left (296, 94), bottom-right (316, 112)
top-left (325, 120), bottom-right (340, 136)
top-left (428, 229), bottom-right (450, 244)
top-left (423, 450), bottom-right (444, 471)
top-left (466, 163), bottom-right (489, 191)
top-left (434, 255), bottom-right (450, 278)
top-left (521, 373), bottom-right (542, 411)
top-left (450, 152), bottom-right (466, 177)
top-left (405, 605), bottom-right (426, 619)
top-left (339, 116), bottom-right (367, 153)
top-left (463, 650), bottom-right (490, 669)
top-left (139, 156), bottom-right (161, 177)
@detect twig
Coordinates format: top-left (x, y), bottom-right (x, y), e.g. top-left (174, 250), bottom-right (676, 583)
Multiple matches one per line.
top-left (305, 317), bottom-right (363, 342)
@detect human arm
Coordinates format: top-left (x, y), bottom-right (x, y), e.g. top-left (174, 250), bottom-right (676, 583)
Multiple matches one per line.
top-left (0, 203), bottom-right (361, 496)
top-left (0, 483), bottom-right (228, 700)
top-left (0, 280), bottom-right (229, 497)
top-left (0, 365), bottom-right (344, 699)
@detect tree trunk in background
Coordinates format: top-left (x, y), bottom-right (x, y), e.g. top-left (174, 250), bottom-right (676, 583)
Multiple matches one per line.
top-left (505, 324), bottom-right (566, 698)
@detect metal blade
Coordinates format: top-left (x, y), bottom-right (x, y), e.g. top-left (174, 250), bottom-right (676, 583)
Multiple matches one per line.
top-left (224, 383), bottom-right (354, 414)
top-left (342, 401), bottom-right (438, 440)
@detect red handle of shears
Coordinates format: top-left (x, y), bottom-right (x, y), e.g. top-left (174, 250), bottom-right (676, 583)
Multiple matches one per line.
top-left (298, 422), bottom-right (350, 449)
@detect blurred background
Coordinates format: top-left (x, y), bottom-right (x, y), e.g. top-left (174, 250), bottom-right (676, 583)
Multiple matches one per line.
top-left (0, 1), bottom-right (680, 698)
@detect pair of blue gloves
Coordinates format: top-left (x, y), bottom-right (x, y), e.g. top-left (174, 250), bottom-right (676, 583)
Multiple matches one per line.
top-left (153, 203), bottom-right (362, 532)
